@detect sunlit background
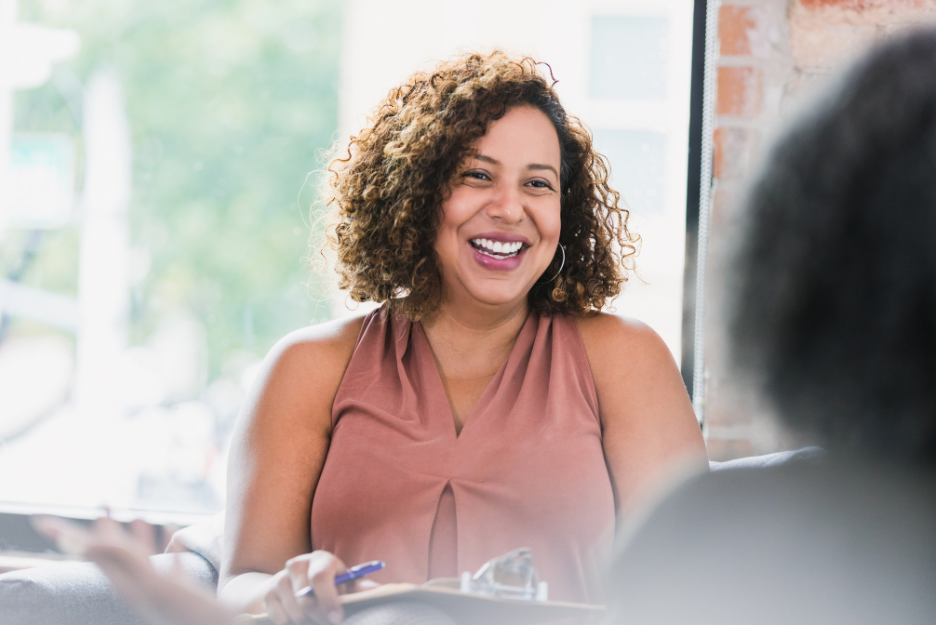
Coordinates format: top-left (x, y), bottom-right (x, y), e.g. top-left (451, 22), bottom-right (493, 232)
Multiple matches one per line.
top-left (0, 0), bottom-right (693, 522)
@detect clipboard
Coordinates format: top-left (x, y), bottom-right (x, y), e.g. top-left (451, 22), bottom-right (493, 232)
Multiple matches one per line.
top-left (237, 582), bottom-right (605, 625)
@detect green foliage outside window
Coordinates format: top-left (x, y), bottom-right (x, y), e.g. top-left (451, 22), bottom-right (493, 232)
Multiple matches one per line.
top-left (13, 0), bottom-right (340, 379)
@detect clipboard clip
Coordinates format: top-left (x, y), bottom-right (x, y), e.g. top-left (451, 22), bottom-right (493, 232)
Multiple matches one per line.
top-left (459, 547), bottom-right (549, 601)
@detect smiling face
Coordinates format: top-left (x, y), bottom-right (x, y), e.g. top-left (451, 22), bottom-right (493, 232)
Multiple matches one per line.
top-left (433, 105), bottom-right (562, 313)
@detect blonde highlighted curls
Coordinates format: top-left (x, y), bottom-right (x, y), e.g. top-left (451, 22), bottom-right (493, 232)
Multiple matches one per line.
top-left (324, 51), bottom-right (638, 320)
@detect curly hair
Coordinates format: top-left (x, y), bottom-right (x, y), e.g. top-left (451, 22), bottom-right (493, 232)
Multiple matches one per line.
top-left (730, 29), bottom-right (936, 465)
top-left (323, 51), bottom-right (637, 320)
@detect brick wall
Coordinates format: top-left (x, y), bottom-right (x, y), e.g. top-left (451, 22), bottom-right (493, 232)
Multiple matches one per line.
top-left (703, 0), bottom-right (936, 460)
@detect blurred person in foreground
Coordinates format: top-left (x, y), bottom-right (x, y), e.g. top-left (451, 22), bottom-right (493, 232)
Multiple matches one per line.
top-left (604, 28), bottom-right (936, 625)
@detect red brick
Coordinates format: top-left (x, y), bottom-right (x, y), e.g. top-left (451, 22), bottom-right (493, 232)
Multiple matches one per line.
top-left (798, 0), bottom-right (930, 9)
top-left (717, 67), bottom-right (763, 117)
top-left (706, 438), bottom-right (756, 462)
top-left (799, 0), bottom-right (867, 7)
top-left (720, 6), bottom-right (757, 56)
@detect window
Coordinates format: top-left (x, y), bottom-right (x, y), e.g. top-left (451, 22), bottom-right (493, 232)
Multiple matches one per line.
top-left (586, 6), bottom-right (694, 361)
top-left (1, 0), bottom-right (339, 522)
top-left (590, 16), bottom-right (669, 100)
top-left (593, 129), bottom-right (668, 214)
top-left (0, 0), bottom-right (696, 521)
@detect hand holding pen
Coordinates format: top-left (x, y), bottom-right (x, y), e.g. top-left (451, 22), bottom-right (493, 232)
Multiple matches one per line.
top-left (295, 560), bottom-right (385, 599)
top-left (263, 551), bottom-right (384, 625)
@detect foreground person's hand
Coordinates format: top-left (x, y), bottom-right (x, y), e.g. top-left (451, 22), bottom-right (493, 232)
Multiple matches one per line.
top-left (33, 515), bottom-right (237, 625)
top-left (264, 550), bottom-right (361, 624)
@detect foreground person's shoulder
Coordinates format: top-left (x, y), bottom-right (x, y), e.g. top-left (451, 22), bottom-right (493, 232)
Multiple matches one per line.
top-left (606, 462), bottom-right (936, 625)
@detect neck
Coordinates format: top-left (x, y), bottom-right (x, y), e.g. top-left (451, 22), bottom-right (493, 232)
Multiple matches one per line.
top-left (420, 298), bottom-right (530, 372)
top-left (423, 292), bottom-right (529, 335)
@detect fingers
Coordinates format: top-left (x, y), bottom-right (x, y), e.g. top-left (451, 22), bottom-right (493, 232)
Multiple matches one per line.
top-left (305, 552), bottom-right (346, 623)
top-left (34, 514), bottom-right (151, 564)
top-left (129, 518), bottom-right (160, 555)
top-left (281, 566), bottom-right (312, 624)
top-left (264, 551), bottom-right (348, 624)
top-left (286, 557), bottom-right (318, 622)
top-left (263, 561), bottom-right (308, 624)
top-left (264, 592), bottom-right (291, 625)
top-left (85, 541), bottom-right (153, 583)
top-left (34, 515), bottom-right (154, 585)
top-left (95, 514), bottom-right (124, 541)
top-left (32, 516), bottom-right (94, 556)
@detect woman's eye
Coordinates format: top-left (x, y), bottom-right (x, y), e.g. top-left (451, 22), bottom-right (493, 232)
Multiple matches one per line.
top-left (464, 171), bottom-right (490, 181)
top-left (528, 180), bottom-right (554, 190)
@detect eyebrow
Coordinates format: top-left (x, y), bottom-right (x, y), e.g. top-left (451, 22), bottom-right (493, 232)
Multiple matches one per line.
top-left (474, 154), bottom-right (559, 178)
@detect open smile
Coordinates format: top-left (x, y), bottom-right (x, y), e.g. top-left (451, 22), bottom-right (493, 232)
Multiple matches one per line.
top-left (470, 238), bottom-right (526, 260)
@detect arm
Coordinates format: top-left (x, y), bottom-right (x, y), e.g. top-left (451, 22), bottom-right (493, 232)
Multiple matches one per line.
top-left (577, 313), bottom-right (708, 514)
top-left (218, 316), bottom-right (364, 619)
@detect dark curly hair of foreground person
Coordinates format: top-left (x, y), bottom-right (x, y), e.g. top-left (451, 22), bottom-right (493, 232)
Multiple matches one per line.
top-left (731, 29), bottom-right (936, 465)
top-left (323, 51), bottom-right (638, 320)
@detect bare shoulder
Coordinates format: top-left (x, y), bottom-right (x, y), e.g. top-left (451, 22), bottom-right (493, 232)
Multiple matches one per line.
top-left (266, 314), bottom-right (367, 375)
top-left (573, 310), bottom-right (692, 431)
top-left (575, 312), bottom-right (705, 511)
top-left (575, 311), bottom-right (675, 374)
top-left (238, 313), bottom-right (368, 435)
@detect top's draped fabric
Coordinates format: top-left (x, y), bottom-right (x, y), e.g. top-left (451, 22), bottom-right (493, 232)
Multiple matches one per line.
top-left (312, 308), bottom-right (615, 604)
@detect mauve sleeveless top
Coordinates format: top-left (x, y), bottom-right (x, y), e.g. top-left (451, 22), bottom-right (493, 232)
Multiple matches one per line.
top-left (311, 307), bottom-right (616, 604)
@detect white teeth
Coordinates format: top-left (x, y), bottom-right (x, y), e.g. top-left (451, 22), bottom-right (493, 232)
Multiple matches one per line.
top-left (470, 238), bottom-right (524, 259)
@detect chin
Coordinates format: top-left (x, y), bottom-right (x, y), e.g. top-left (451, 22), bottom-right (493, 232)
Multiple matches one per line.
top-left (465, 283), bottom-right (530, 308)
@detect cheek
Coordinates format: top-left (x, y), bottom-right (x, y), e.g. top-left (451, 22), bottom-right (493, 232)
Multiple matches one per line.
top-left (433, 211), bottom-right (463, 264)
top-left (434, 228), bottom-right (458, 261)
top-left (435, 191), bottom-right (479, 252)
top-left (440, 190), bottom-right (474, 226)
top-left (541, 202), bottom-right (562, 241)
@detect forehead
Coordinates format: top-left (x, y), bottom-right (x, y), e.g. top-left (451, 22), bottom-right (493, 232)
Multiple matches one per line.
top-left (472, 106), bottom-right (560, 168)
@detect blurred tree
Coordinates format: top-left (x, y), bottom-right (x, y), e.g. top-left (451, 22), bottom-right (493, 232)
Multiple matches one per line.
top-left (15, 0), bottom-right (339, 378)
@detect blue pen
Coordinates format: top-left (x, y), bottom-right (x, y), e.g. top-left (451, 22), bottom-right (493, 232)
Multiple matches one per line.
top-left (295, 560), bottom-right (386, 599)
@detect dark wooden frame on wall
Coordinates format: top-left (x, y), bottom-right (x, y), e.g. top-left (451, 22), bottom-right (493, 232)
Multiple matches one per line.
top-left (680, 0), bottom-right (709, 398)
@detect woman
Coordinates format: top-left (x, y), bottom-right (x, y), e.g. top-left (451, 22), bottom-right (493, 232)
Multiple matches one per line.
top-left (218, 51), bottom-right (705, 624)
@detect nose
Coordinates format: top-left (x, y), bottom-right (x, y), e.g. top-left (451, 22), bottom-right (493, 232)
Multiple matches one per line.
top-left (485, 184), bottom-right (524, 224)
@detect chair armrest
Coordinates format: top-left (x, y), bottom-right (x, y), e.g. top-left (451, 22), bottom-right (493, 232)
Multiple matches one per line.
top-left (708, 446), bottom-right (826, 472)
top-left (0, 551), bottom-right (217, 625)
